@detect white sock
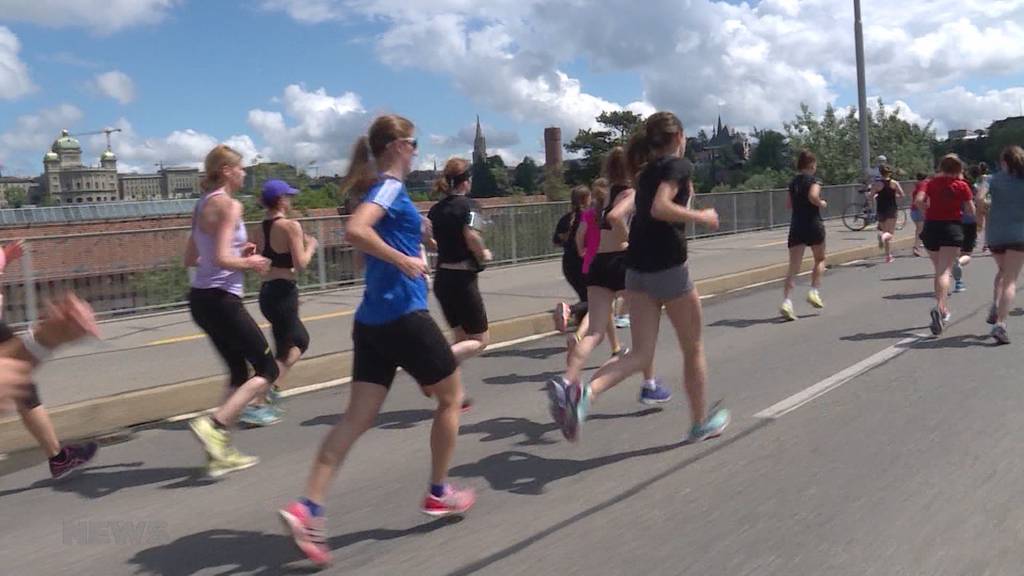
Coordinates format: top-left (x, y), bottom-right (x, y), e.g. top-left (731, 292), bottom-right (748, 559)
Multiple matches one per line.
top-left (783, 298), bottom-right (793, 307)
top-left (643, 379), bottom-right (658, 390)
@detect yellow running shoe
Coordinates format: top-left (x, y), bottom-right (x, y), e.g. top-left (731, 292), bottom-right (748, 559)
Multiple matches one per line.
top-left (807, 289), bottom-right (824, 309)
top-left (189, 415), bottom-right (228, 460)
top-left (780, 300), bottom-right (797, 321)
top-left (207, 447), bottom-right (259, 478)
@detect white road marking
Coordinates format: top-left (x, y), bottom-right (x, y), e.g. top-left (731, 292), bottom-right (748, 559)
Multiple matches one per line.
top-left (754, 335), bottom-right (927, 420)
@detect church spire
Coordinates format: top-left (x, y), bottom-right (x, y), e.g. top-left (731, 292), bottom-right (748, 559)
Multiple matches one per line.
top-left (473, 115), bottom-right (487, 165)
top-left (716, 115), bottom-right (723, 137)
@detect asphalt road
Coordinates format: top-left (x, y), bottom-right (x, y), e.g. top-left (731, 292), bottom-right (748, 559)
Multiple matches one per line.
top-left (1, 246), bottom-right (1020, 575)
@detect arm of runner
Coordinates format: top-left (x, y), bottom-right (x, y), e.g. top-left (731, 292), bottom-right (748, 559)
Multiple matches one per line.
top-left (345, 201), bottom-right (427, 279)
top-left (463, 226), bottom-right (491, 262)
top-left (606, 188), bottom-right (635, 240)
top-left (809, 182), bottom-right (827, 209)
top-left (288, 221), bottom-right (318, 272)
top-left (183, 234), bottom-right (199, 267)
top-left (651, 180), bottom-right (719, 230)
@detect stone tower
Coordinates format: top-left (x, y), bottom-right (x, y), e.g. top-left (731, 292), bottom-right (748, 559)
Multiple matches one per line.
top-left (544, 127), bottom-right (562, 171)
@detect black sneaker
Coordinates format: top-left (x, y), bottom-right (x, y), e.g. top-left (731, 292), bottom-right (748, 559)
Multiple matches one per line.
top-left (992, 324), bottom-right (1011, 345)
top-left (50, 442), bottom-right (98, 479)
top-left (929, 308), bottom-right (943, 336)
top-left (987, 305), bottom-right (998, 325)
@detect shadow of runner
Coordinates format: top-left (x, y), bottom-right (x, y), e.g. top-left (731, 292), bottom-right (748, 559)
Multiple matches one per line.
top-left (482, 346), bottom-right (566, 360)
top-left (907, 334), bottom-right (999, 350)
top-left (449, 441), bottom-right (682, 495)
top-left (882, 292), bottom-right (934, 301)
top-left (128, 519), bottom-right (460, 576)
top-left (841, 326), bottom-right (929, 342)
top-left (459, 409), bottom-right (662, 447)
top-left (0, 462), bottom-right (211, 500)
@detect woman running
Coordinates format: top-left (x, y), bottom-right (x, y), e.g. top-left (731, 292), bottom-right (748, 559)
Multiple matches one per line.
top-left (185, 145), bottom-right (280, 477)
top-left (871, 164), bottom-right (903, 263)
top-left (549, 151), bottom-right (670, 408)
top-left (280, 116), bottom-right (473, 568)
top-left (984, 146), bottom-right (1024, 344)
top-left (977, 162), bottom-right (992, 253)
top-left (427, 157), bottom-right (493, 411)
top-left (780, 150), bottom-right (827, 321)
top-left (553, 186), bottom-right (591, 333)
top-left (570, 179), bottom-right (623, 359)
top-left (911, 173), bottom-right (929, 257)
top-left (547, 111), bottom-right (729, 443)
top-left (258, 179), bottom-right (318, 413)
top-left (915, 154), bottom-right (975, 336)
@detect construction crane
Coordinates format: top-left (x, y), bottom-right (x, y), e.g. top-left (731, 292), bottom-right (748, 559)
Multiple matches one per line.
top-left (71, 127), bottom-right (123, 150)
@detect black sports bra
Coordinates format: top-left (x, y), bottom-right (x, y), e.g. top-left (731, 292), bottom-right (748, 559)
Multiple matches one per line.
top-left (600, 184), bottom-right (630, 230)
top-left (261, 218), bottom-right (294, 269)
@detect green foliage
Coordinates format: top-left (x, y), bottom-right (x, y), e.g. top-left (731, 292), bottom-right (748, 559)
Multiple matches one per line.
top-left (471, 158), bottom-right (500, 198)
top-left (513, 156), bottom-right (541, 193)
top-left (542, 167), bottom-right (570, 201)
top-left (710, 168), bottom-right (790, 193)
top-left (748, 130), bottom-right (791, 172)
top-left (565, 110), bottom-right (646, 184)
top-left (133, 266), bottom-right (191, 306)
top-left (3, 187), bottom-right (27, 208)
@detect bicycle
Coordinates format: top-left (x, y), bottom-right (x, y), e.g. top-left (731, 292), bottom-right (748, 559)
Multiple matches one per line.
top-left (841, 187), bottom-right (907, 232)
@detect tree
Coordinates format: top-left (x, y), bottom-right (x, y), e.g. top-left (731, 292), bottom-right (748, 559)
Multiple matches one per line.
top-left (565, 110), bottom-right (646, 184)
top-left (488, 155), bottom-right (511, 196)
top-left (749, 129), bottom-right (791, 172)
top-left (471, 159), bottom-right (500, 198)
top-left (542, 166), bottom-right (569, 202)
top-left (513, 156), bottom-right (541, 193)
top-left (3, 187), bottom-right (27, 208)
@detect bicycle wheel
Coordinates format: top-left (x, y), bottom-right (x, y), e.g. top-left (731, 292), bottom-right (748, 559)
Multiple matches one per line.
top-left (896, 208), bottom-right (908, 231)
top-left (842, 203), bottom-right (869, 231)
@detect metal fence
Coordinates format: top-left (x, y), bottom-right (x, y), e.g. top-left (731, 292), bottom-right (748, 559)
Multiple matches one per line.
top-left (0, 182), bottom-right (912, 326)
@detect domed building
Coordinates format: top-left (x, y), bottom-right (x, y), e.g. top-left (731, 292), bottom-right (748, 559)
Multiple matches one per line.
top-left (42, 130), bottom-right (120, 204)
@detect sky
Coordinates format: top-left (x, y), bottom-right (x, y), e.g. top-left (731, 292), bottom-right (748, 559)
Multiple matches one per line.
top-left (0, 0), bottom-right (1022, 177)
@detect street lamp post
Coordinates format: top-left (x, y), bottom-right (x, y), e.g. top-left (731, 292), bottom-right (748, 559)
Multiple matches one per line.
top-left (854, 0), bottom-right (871, 182)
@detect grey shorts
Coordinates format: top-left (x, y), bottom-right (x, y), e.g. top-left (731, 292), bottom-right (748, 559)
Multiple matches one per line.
top-left (625, 264), bottom-right (694, 302)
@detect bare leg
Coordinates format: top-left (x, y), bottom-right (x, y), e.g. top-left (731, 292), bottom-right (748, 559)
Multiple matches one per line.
top-left (565, 287), bottom-right (615, 383)
top-left (996, 251), bottom-right (1024, 324)
top-left (19, 405), bottom-right (61, 458)
top-left (304, 382), bottom-right (388, 503)
top-left (810, 243), bottom-right (826, 289)
top-left (214, 376), bottom-right (271, 426)
top-left (423, 371), bottom-right (464, 485)
top-left (589, 291), bottom-right (662, 397)
top-left (930, 246), bottom-right (959, 315)
top-left (783, 245), bottom-right (805, 300)
top-left (664, 289), bottom-right (708, 427)
top-left (450, 327), bottom-right (490, 365)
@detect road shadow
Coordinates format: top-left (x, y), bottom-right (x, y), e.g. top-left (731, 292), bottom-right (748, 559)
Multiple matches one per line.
top-left (483, 370), bottom-right (563, 386)
top-left (842, 261), bottom-right (878, 269)
top-left (449, 442), bottom-right (683, 495)
top-left (1011, 308), bottom-right (1024, 317)
top-left (841, 326), bottom-right (929, 342)
top-left (882, 273), bottom-right (932, 282)
top-left (460, 409), bottom-right (662, 447)
top-left (482, 346), bottom-right (566, 360)
top-left (128, 519), bottom-right (460, 576)
top-left (301, 409), bottom-right (434, 429)
top-left (905, 334), bottom-right (999, 350)
top-left (0, 462), bottom-right (211, 500)
top-left (710, 314), bottom-right (816, 329)
top-left (882, 292), bottom-right (934, 301)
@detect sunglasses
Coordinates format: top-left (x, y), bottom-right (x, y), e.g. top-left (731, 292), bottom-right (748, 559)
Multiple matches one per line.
top-left (396, 137), bottom-right (418, 150)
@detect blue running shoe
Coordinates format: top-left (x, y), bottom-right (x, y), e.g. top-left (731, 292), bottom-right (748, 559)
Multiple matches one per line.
top-left (686, 403), bottom-right (730, 444)
top-left (639, 380), bottom-right (672, 405)
top-left (240, 405), bottom-right (282, 428)
top-left (546, 377), bottom-right (568, 427)
top-left (953, 280), bottom-right (966, 293)
top-left (952, 262), bottom-right (963, 282)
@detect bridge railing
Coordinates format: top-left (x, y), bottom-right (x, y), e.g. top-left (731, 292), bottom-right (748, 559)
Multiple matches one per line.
top-left (0, 182), bottom-right (913, 326)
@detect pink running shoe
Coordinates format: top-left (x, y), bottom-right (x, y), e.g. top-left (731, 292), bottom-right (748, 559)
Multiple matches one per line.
top-left (886, 255), bottom-right (896, 264)
top-left (279, 501), bottom-right (331, 567)
top-left (553, 302), bottom-right (570, 333)
top-left (50, 442), bottom-right (98, 479)
top-left (421, 484), bottom-right (476, 517)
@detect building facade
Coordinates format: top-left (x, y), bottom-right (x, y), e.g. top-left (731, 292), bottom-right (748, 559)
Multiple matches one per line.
top-left (42, 130), bottom-right (119, 204)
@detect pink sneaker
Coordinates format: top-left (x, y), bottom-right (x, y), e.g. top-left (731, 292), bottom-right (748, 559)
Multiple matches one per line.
top-left (554, 302), bottom-right (570, 333)
top-left (279, 501), bottom-right (331, 567)
top-left (886, 255), bottom-right (896, 264)
top-left (421, 485), bottom-right (476, 517)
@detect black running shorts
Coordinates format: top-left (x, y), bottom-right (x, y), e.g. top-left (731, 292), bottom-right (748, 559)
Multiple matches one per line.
top-left (352, 310), bottom-right (457, 389)
top-left (921, 221), bottom-right (964, 252)
top-left (586, 251), bottom-right (627, 292)
top-left (433, 268), bottom-right (488, 335)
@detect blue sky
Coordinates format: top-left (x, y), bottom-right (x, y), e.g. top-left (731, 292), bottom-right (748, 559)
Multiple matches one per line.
top-left (1, 0), bottom-right (1022, 176)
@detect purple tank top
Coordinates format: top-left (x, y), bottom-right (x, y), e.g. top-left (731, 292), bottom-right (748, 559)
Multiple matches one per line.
top-left (190, 190), bottom-right (246, 296)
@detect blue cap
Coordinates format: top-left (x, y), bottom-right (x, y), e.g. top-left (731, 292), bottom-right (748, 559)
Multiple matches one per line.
top-left (261, 179), bottom-right (299, 206)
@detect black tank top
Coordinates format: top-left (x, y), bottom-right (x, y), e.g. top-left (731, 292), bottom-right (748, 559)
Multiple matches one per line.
top-left (262, 218), bottom-right (294, 269)
top-left (789, 174), bottom-right (822, 225)
top-left (876, 179), bottom-right (897, 211)
top-left (600, 184), bottom-right (630, 230)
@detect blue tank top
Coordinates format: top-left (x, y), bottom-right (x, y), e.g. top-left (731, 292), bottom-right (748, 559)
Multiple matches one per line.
top-left (190, 190), bottom-right (246, 297)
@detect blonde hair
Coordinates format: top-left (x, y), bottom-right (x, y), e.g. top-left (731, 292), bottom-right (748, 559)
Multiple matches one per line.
top-left (434, 157), bottom-right (471, 197)
top-left (341, 114), bottom-right (415, 204)
top-left (570, 185), bottom-right (591, 214)
top-left (591, 178), bottom-right (610, 210)
top-left (200, 145), bottom-right (243, 192)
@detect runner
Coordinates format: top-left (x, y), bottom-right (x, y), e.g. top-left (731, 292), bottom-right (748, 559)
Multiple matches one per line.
top-left (547, 111), bottom-right (729, 444)
top-left (258, 180), bottom-right (318, 415)
top-left (552, 186), bottom-right (590, 333)
top-left (952, 166), bottom-right (983, 293)
top-left (977, 162), bottom-right (992, 253)
top-left (916, 154), bottom-right (975, 336)
top-left (572, 179), bottom-right (623, 360)
top-left (984, 146), bottom-right (1024, 344)
top-left (185, 144), bottom-right (280, 477)
top-left (911, 173), bottom-right (929, 257)
top-left (871, 164), bottom-right (903, 263)
top-left (427, 157), bottom-right (493, 412)
top-left (280, 116), bottom-right (473, 567)
top-left (548, 152), bottom-right (671, 408)
top-left (0, 241), bottom-right (101, 477)
top-left (780, 150), bottom-right (827, 321)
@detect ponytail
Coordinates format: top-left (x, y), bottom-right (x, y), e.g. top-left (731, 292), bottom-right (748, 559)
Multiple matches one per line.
top-left (433, 157), bottom-right (471, 198)
top-left (625, 127), bottom-right (651, 178)
top-left (340, 136), bottom-right (376, 209)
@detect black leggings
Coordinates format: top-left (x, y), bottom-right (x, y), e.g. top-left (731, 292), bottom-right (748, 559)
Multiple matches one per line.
top-left (189, 288), bottom-right (279, 388)
top-left (259, 280), bottom-right (310, 361)
top-left (562, 253), bottom-right (588, 321)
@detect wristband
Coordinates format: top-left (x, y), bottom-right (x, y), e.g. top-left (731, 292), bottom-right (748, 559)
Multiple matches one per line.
top-left (21, 329), bottom-right (53, 363)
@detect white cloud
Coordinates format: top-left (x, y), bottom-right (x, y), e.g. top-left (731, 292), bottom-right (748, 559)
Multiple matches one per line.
top-left (93, 70), bottom-right (136, 104)
top-left (914, 87), bottom-right (1024, 135)
top-left (0, 27), bottom-right (35, 100)
top-left (431, 121), bottom-right (520, 150)
top-left (0, 0), bottom-right (179, 34)
top-left (0, 105), bottom-right (83, 173)
top-left (247, 84), bottom-right (369, 176)
top-left (259, 0), bottom-right (347, 23)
